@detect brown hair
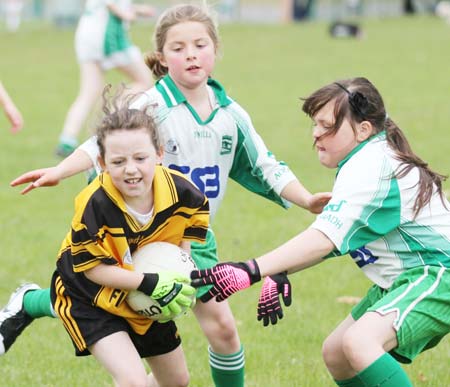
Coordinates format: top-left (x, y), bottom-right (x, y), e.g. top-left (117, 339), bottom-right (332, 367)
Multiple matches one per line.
top-left (96, 85), bottom-right (161, 159)
top-left (144, 3), bottom-right (220, 79)
top-left (302, 77), bottom-right (447, 217)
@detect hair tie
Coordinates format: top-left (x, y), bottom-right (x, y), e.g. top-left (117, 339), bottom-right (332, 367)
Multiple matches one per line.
top-left (334, 82), bottom-right (369, 119)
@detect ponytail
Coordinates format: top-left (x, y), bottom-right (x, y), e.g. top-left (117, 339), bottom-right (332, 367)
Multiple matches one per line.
top-left (385, 118), bottom-right (447, 217)
top-left (144, 51), bottom-right (168, 80)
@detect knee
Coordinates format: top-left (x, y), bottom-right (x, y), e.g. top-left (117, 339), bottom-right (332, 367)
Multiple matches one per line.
top-left (322, 334), bottom-right (344, 370)
top-left (341, 325), bottom-right (366, 365)
top-left (204, 312), bottom-right (238, 343)
top-left (176, 373), bottom-right (190, 387)
top-left (160, 370), bottom-right (190, 387)
top-left (170, 372), bottom-right (189, 387)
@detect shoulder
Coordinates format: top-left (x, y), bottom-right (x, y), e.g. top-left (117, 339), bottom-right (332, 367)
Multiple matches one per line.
top-left (161, 166), bottom-right (200, 192)
top-left (73, 177), bottom-right (112, 220)
top-left (224, 98), bottom-right (252, 122)
top-left (74, 178), bottom-right (102, 208)
top-left (72, 179), bottom-right (105, 229)
top-left (334, 138), bottom-right (400, 206)
top-left (131, 87), bottom-right (168, 113)
top-left (160, 166), bottom-right (207, 206)
top-left (340, 137), bottom-right (393, 179)
top-left (131, 87), bottom-right (171, 123)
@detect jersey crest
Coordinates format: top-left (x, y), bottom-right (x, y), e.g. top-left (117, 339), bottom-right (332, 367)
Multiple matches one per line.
top-left (165, 138), bottom-right (180, 155)
top-left (220, 135), bottom-right (233, 155)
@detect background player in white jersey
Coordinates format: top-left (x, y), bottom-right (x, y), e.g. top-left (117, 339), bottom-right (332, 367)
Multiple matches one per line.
top-left (5, 4), bottom-right (330, 387)
top-left (191, 77), bottom-right (450, 387)
top-left (55, 0), bottom-right (154, 158)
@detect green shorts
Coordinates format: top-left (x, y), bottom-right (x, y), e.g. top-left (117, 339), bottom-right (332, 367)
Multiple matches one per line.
top-left (351, 265), bottom-right (450, 363)
top-left (191, 228), bottom-right (219, 299)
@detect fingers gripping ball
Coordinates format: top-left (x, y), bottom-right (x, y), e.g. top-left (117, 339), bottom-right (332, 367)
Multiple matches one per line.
top-left (127, 242), bottom-right (197, 321)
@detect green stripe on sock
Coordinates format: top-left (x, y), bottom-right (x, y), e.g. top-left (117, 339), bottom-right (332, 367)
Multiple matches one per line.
top-left (209, 346), bottom-right (245, 387)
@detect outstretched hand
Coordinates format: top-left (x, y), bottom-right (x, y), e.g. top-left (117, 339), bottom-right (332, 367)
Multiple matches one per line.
top-left (257, 273), bottom-right (292, 327)
top-left (307, 192), bottom-right (332, 214)
top-left (10, 167), bottom-right (63, 194)
top-left (190, 260), bottom-right (261, 302)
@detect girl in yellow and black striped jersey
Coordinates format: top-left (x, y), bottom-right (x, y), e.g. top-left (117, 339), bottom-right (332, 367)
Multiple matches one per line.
top-left (51, 86), bottom-right (209, 386)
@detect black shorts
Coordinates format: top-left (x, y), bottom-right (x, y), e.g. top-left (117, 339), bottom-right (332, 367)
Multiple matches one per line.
top-left (50, 272), bottom-right (181, 357)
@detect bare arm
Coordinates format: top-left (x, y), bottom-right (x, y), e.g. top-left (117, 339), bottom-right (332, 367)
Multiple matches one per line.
top-left (85, 263), bottom-right (145, 290)
top-left (132, 3), bottom-right (155, 17)
top-left (0, 81), bottom-right (24, 133)
top-left (280, 179), bottom-right (332, 214)
top-left (190, 227), bottom-right (336, 303)
top-left (255, 227), bottom-right (335, 276)
top-left (10, 148), bottom-right (94, 194)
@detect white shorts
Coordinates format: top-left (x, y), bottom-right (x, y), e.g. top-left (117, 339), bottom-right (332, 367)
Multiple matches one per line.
top-left (74, 16), bottom-right (143, 70)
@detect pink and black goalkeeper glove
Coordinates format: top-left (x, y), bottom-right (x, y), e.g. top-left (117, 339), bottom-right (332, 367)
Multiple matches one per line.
top-left (190, 259), bottom-right (261, 302)
top-left (257, 272), bottom-right (292, 327)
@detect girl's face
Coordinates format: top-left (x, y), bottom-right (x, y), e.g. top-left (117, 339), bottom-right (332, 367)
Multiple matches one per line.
top-left (312, 100), bottom-right (367, 168)
top-left (159, 21), bottom-right (216, 90)
top-left (99, 128), bottom-right (163, 210)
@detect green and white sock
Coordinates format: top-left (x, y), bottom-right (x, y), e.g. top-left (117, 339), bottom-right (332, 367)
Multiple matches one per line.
top-left (58, 135), bottom-right (78, 148)
top-left (357, 352), bottom-right (413, 387)
top-left (209, 345), bottom-right (245, 387)
top-left (23, 288), bottom-right (56, 318)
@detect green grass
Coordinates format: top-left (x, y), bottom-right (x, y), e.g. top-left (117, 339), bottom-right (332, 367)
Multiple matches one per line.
top-left (1, 15), bottom-right (450, 386)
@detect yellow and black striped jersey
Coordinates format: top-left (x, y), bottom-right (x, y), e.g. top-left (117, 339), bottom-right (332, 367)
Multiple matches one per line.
top-left (55, 165), bottom-right (209, 334)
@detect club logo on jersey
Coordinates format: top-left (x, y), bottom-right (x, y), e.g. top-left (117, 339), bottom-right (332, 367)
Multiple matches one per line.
top-left (165, 138), bottom-right (179, 155)
top-left (220, 135), bottom-right (233, 155)
top-left (323, 200), bottom-right (347, 212)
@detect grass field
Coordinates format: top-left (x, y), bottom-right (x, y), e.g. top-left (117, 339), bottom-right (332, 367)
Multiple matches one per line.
top-left (1, 14), bottom-right (450, 387)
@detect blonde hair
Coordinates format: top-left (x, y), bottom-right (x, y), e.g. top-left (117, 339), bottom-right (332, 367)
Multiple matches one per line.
top-left (144, 3), bottom-right (220, 79)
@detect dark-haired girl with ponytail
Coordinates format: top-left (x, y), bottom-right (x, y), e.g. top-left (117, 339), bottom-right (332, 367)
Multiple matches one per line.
top-left (192, 77), bottom-right (450, 387)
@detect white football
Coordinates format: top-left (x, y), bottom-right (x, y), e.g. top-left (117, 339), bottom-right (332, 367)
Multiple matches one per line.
top-left (127, 242), bottom-right (197, 321)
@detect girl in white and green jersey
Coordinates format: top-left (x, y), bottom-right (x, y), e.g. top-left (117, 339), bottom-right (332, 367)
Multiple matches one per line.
top-left (4, 4), bottom-right (330, 387)
top-left (190, 76), bottom-right (450, 387)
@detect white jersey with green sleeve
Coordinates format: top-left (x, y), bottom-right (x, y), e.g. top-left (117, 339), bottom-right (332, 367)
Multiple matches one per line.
top-left (311, 131), bottom-right (450, 289)
top-left (79, 75), bottom-right (296, 221)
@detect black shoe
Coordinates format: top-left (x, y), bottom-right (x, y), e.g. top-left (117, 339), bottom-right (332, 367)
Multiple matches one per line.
top-left (0, 283), bottom-right (40, 355)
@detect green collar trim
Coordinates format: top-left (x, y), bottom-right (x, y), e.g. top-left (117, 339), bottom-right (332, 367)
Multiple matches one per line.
top-left (336, 131), bottom-right (386, 173)
top-left (155, 75), bottom-right (232, 108)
